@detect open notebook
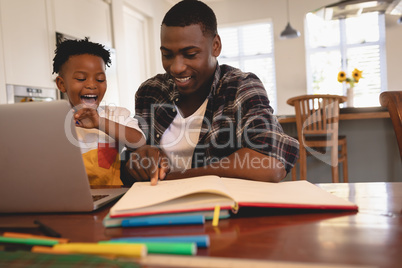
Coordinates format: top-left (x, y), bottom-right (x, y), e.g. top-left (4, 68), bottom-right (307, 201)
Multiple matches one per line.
top-left (110, 176), bottom-right (358, 218)
top-left (0, 101), bottom-right (128, 213)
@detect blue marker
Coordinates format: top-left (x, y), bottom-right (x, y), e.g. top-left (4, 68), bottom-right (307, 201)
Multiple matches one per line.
top-left (109, 235), bottom-right (210, 248)
top-left (121, 214), bottom-right (205, 227)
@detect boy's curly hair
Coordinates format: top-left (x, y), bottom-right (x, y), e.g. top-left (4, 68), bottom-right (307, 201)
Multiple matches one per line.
top-left (52, 37), bottom-right (111, 74)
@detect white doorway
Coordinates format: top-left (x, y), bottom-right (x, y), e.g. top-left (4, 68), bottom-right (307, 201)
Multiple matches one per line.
top-left (120, 5), bottom-right (151, 114)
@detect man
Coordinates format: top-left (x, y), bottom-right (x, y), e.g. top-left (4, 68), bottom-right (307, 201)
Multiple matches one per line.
top-left (125, 0), bottom-right (299, 185)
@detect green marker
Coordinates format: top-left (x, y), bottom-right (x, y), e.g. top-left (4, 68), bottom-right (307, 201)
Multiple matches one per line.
top-left (145, 242), bottom-right (196, 255)
top-left (100, 241), bottom-right (197, 255)
top-left (0, 235), bottom-right (59, 246)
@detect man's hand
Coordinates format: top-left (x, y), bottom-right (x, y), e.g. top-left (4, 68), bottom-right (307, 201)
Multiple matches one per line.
top-left (126, 145), bottom-right (170, 185)
top-left (74, 107), bottom-right (100, 129)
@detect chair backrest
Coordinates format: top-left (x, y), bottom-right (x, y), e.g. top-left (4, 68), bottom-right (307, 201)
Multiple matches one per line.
top-left (379, 91), bottom-right (402, 160)
top-left (287, 95), bottom-right (347, 142)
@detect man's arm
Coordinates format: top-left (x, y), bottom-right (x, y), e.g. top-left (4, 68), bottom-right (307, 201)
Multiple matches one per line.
top-left (126, 145), bottom-right (170, 186)
top-left (126, 146), bottom-right (286, 185)
top-left (165, 148), bottom-right (286, 183)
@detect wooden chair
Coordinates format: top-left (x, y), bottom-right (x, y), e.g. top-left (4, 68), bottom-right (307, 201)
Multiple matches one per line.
top-left (379, 91), bottom-right (402, 161)
top-left (287, 95), bottom-right (348, 183)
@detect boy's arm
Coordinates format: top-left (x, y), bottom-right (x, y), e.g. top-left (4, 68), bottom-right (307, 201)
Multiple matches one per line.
top-left (99, 118), bottom-right (146, 150)
top-left (74, 107), bottom-right (146, 149)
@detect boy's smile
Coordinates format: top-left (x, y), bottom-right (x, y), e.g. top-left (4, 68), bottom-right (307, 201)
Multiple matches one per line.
top-left (80, 94), bottom-right (98, 106)
top-left (56, 54), bottom-right (107, 108)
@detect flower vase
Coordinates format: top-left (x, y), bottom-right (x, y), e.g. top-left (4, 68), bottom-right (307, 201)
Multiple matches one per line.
top-left (346, 86), bottom-right (354, 107)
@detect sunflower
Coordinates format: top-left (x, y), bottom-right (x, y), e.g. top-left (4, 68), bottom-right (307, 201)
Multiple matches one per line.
top-left (337, 71), bottom-right (347, 82)
top-left (337, 68), bottom-right (363, 87)
top-left (352, 68), bottom-right (363, 82)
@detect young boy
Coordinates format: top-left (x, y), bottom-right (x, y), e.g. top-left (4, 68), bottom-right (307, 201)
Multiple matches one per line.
top-left (53, 38), bottom-right (145, 185)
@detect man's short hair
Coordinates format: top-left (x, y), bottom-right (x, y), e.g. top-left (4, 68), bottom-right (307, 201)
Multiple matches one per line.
top-left (162, 0), bottom-right (217, 37)
top-left (52, 37), bottom-right (111, 74)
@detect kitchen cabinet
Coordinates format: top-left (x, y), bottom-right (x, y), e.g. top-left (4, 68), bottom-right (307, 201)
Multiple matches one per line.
top-left (0, 0), bottom-right (114, 104)
top-left (51, 0), bottom-right (112, 47)
top-left (0, 0), bottom-right (54, 89)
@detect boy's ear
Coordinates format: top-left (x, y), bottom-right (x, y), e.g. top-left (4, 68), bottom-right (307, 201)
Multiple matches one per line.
top-left (55, 76), bottom-right (66, 93)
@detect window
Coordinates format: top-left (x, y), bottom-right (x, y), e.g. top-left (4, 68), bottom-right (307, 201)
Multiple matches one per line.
top-left (218, 21), bottom-right (277, 112)
top-left (305, 12), bottom-right (387, 107)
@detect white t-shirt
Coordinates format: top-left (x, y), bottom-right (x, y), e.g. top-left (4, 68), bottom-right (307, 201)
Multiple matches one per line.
top-left (75, 106), bottom-right (145, 185)
top-left (160, 99), bottom-right (208, 172)
top-left (76, 106), bottom-right (144, 153)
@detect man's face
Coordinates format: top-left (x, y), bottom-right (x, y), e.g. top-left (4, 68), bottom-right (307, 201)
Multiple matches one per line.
top-left (160, 24), bottom-right (221, 97)
top-left (56, 54), bottom-right (107, 108)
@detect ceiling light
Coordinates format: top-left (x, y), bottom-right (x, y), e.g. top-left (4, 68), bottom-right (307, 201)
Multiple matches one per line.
top-left (280, 0), bottom-right (300, 39)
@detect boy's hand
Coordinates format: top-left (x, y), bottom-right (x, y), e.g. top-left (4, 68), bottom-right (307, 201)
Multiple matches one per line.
top-left (126, 145), bottom-right (170, 186)
top-left (74, 107), bottom-right (100, 129)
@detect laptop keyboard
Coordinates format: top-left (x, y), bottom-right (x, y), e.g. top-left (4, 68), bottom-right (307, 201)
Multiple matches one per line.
top-left (92, 194), bottom-right (109, 202)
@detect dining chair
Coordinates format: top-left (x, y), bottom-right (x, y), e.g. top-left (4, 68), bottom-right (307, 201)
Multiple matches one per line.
top-left (287, 95), bottom-right (348, 183)
top-left (379, 91), bottom-right (402, 160)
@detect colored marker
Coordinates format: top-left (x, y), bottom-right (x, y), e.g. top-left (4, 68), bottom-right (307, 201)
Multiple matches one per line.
top-left (53, 243), bottom-right (147, 258)
top-left (212, 205), bottom-right (220, 227)
top-left (108, 235), bottom-right (209, 248)
top-left (3, 232), bottom-right (69, 243)
top-left (0, 236), bottom-right (59, 246)
top-left (31, 246), bottom-right (70, 254)
top-left (104, 211), bottom-right (230, 228)
top-left (121, 214), bottom-right (205, 227)
top-left (100, 241), bottom-right (196, 255)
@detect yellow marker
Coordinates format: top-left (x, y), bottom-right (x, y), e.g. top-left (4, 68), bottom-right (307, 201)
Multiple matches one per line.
top-left (53, 243), bottom-right (147, 258)
top-left (32, 246), bottom-right (70, 254)
top-left (231, 202), bottom-right (239, 214)
top-left (212, 205), bottom-right (220, 227)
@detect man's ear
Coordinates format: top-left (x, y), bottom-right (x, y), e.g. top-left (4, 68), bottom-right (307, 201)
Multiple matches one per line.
top-left (212, 34), bottom-right (222, 57)
top-left (55, 76), bottom-right (66, 93)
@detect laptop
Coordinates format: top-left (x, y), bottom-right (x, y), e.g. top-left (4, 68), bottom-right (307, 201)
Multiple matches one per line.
top-left (0, 100), bottom-right (128, 213)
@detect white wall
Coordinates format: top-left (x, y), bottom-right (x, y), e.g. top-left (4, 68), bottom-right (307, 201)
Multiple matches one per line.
top-left (0, 6), bottom-right (6, 104)
top-left (384, 14), bottom-right (402, 91)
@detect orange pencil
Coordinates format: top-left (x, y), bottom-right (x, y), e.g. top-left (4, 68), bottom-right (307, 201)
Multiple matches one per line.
top-left (31, 246), bottom-right (117, 260)
top-left (3, 232), bottom-right (69, 243)
top-left (31, 246), bottom-right (70, 254)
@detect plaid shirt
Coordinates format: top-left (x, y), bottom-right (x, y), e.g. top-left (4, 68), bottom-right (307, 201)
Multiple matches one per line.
top-left (135, 64), bottom-right (299, 174)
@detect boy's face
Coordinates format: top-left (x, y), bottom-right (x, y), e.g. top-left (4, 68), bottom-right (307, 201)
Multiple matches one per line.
top-left (160, 24), bottom-right (221, 97)
top-left (56, 54), bottom-right (107, 108)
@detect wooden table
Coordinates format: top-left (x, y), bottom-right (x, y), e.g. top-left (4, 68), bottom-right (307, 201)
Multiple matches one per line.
top-left (278, 107), bottom-right (390, 124)
top-left (1, 182), bottom-right (402, 268)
